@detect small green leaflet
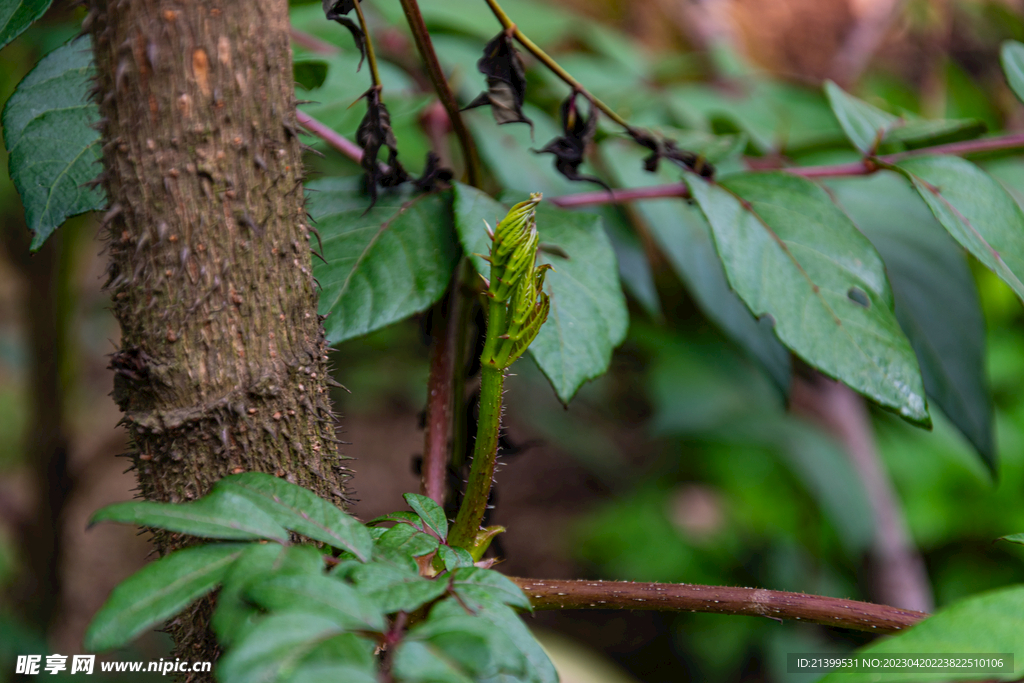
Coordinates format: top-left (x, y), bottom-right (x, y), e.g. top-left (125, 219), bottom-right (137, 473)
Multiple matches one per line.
top-left (685, 172), bottom-right (929, 424)
top-left (215, 472), bottom-right (373, 561)
top-left (338, 560), bottom-right (449, 614)
top-left (294, 59), bottom-right (329, 90)
top-left (404, 492), bottom-right (448, 539)
top-left (2, 36), bottom-right (105, 249)
top-left (85, 544), bottom-right (248, 652)
top-left (1001, 40), bottom-right (1024, 105)
top-left (895, 155), bottom-right (1024, 306)
top-left (454, 183), bottom-right (628, 403)
top-left (247, 574), bottom-right (386, 633)
top-left (0, 0), bottom-right (52, 51)
top-left (90, 488), bottom-right (290, 543)
top-left (306, 178), bottom-right (460, 345)
top-left (449, 567), bottom-right (531, 610)
top-left (820, 584), bottom-right (1024, 683)
top-left (998, 533), bottom-right (1024, 546)
top-left (438, 545), bottom-right (474, 570)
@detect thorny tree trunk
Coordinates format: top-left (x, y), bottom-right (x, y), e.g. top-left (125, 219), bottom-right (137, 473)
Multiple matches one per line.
top-left (88, 0), bottom-right (350, 670)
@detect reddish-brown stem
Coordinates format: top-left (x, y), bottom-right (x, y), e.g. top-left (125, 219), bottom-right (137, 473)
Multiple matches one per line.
top-left (511, 578), bottom-right (927, 633)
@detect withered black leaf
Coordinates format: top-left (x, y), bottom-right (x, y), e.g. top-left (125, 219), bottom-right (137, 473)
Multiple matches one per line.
top-left (322, 0), bottom-right (367, 71)
top-left (357, 87), bottom-right (409, 208)
top-left (462, 32), bottom-right (533, 132)
top-left (413, 152), bottom-right (454, 192)
top-left (628, 128), bottom-right (715, 178)
top-left (535, 92), bottom-right (610, 191)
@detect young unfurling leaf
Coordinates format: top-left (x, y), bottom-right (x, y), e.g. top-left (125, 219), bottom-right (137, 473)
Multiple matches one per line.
top-left (536, 91), bottom-right (610, 190)
top-left (462, 31), bottom-right (533, 131)
top-left (356, 87), bottom-right (409, 209)
top-left (322, 0), bottom-right (367, 70)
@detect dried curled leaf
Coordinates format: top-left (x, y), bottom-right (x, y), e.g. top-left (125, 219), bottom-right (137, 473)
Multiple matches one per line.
top-left (356, 87), bottom-right (410, 209)
top-left (413, 151), bottom-right (454, 192)
top-left (628, 127), bottom-right (715, 178)
top-left (322, 0), bottom-right (367, 70)
top-left (462, 32), bottom-right (533, 132)
top-left (535, 92), bottom-right (610, 191)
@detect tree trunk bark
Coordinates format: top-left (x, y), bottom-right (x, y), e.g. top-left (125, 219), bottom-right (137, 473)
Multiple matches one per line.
top-left (88, 0), bottom-right (350, 670)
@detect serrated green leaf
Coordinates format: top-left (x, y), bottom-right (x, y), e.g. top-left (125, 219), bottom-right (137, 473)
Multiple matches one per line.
top-left (215, 472), bottom-right (372, 561)
top-left (438, 545), bottom-right (474, 570)
top-left (685, 172), bottom-right (928, 423)
top-left (601, 140), bottom-right (790, 391)
top-left (306, 178), bottom-right (459, 344)
top-left (1001, 40), bottom-right (1024, 105)
top-left (216, 612), bottom-right (348, 683)
top-left (0, 0), bottom-right (52, 51)
top-left (404, 493), bottom-right (448, 540)
top-left (819, 585), bottom-right (1024, 683)
top-left (340, 560), bottom-right (449, 614)
top-left (376, 523), bottom-right (441, 560)
top-left (367, 511), bottom-right (426, 530)
top-left (431, 597), bottom-right (557, 683)
top-left (85, 544), bottom-right (247, 652)
top-left (293, 59), bottom-right (328, 90)
top-left (247, 573), bottom-right (386, 632)
top-left (213, 544), bottom-right (324, 646)
top-left (90, 488), bottom-right (290, 542)
top-left (2, 37), bottom-right (105, 248)
top-left (450, 567), bottom-right (531, 610)
top-left (454, 183), bottom-right (628, 402)
top-left (895, 155), bottom-right (1024, 306)
top-left (998, 533), bottom-right (1024, 546)
top-left (830, 172), bottom-right (994, 470)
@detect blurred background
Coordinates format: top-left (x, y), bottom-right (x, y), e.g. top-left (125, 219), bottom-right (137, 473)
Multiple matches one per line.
top-left (3, 0), bottom-right (1024, 680)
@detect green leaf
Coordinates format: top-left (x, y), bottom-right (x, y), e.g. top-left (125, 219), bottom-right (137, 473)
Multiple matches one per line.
top-left (375, 523), bottom-right (441, 560)
top-left (217, 612), bottom-right (348, 683)
top-left (90, 488), bottom-right (290, 543)
top-left (601, 140), bottom-right (790, 391)
top-left (2, 37), bottom-right (105, 249)
top-left (449, 567), bottom-right (531, 610)
top-left (286, 634), bottom-right (379, 683)
top-left (306, 178), bottom-right (460, 344)
top-left (0, 0), bottom-right (52, 51)
top-left (293, 59), bottom-right (328, 90)
top-left (829, 173), bottom-right (994, 469)
top-left (998, 533), bottom-right (1024, 546)
top-left (824, 81), bottom-right (984, 154)
top-left (392, 640), bottom-right (477, 683)
top-left (247, 573), bottom-right (386, 632)
top-left (85, 544), bottom-right (247, 652)
top-left (213, 544), bottom-right (324, 646)
top-left (454, 183), bottom-right (628, 402)
top-left (411, 615), bottom-right (528, 680)
top-left (404, 493), bottom-right (448, 540)
top-left (340, 560), bottom-right (449, 614)
top-left (438, 545), bottom-right (474, 571)
top-left (1001, 40), bottom-right (1024, 105)
top-left (367, 511), bottom-right (425, 530)
top-left (819, 585), bottom-right (1024, 683)
top-left (215, 472), bottom-right (372, 561)
top-left (895, 156), bottom-right (1024, 305)
top-left (685, 172), bottom-right (928, 424)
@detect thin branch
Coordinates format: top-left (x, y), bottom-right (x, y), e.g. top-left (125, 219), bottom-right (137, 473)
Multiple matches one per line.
top-left (397, 0), bottom-right (482, 186)
top-left (352, 0), bottom-right (382, 88)
top-left (481, 0), bottom-right (633, 132)
top-left (511, 578), bottom-right (927, 634)
top-left (549, 132), bottom-right (1024, 208)
top-left (296, 109), bottom-right (387, 171)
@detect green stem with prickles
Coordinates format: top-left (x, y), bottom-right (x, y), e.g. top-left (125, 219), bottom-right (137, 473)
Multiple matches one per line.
top-left (448, 299), bottom-right (506, 552)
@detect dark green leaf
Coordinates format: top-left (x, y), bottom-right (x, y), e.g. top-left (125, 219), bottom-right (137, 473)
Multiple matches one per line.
top-left (438, 545), bottom-right (474, 571)
top-left (216, 612), bottom-right (346, 683)
top-left (450, 567), bottom-right (531, 610)
top-left (685, 172), bottom-right (928, 423)
top-left (404, 493), bottom-right (448, 540)
top-left (287, 633), bottom-right (378, 683)
top-left (409, 615), bottom-right (527, 680)
top-left (2, 37), bottom-right (104, 249)
top-left (454, 183), bottom-right (628, 402)
top-left (0, 0), bottom-right (52, 51)
top-left (830, 173), bottom-right (994, 469)
top-left (375, 523), bottom-right (441, 560)
top-left (247, 573), bottom-right (386, 632)
top-left (293, 59), bottom-right (329, 90)
top-left (1001, 40), bottom-right (1024, 105)
top-left (340, 560), bottom-right (449, 614)
top-left (90, 488), bottom-right (290, 543)
top-left (367, 510), bottom-right (425, 530)
top-left (392, 640), bottom-right (477, 683)
top-left (215, 472), bottom-right (372, 560)
top-left (819, 585), bottom-right (1024, 683)
top-left (213, 544), bottom-right (324, 646)
top-left (306, 178), bottom-right (459, 344)
top-left (85, 544), bottom-right (247, 652)
top-left (895, 156), bottom-right (1024, 305)
top-left (602, 140), bottom-right (790, 391)
top-left (998, 533), bottom-right (1024, 546)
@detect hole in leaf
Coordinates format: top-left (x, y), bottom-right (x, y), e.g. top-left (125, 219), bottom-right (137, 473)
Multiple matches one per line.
top-left (847, 287), bottom-right (870, 308)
